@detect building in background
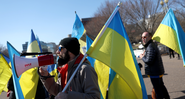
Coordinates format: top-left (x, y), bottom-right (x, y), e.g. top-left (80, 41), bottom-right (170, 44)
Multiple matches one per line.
top-left (22, 42), bottom-right (28, 53)
top-left (22, 41), bottom-right (57, 53)
top-left (40, 41), bottom-right (48, 52)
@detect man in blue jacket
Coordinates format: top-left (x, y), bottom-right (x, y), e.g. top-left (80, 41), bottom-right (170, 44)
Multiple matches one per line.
top-left (139, 32), bottom-right (170, 99)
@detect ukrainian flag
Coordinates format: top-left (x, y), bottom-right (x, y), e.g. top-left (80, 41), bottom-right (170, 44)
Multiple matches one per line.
top-left (71, 13), bottom-right (86, 54)
top-left (2, 53), bottom-right (11, 63)
top-left (71, 12), bottom-right (86, 40)
top-left (36, 35), bottom-right (42, 53)
top-left (47, 63), bottom-right (58, 82)
top-left (7, 42), bottom-right (24, 99)
top-left (7, 30), bottom-right (44, 99)
top-left (86, 4), bottom-right (147, 99)
top-left (152, 8), bottom-right (185, 66)
top-left (16, 30), bottom-right (41, 99)
top-left (1, 53), bottom-right (11, 92)
top-left (0, 52), bottom-right (12, 94)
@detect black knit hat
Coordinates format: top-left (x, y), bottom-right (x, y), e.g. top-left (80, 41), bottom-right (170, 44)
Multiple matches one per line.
top-left (59, 37), bottom-right (80, 56)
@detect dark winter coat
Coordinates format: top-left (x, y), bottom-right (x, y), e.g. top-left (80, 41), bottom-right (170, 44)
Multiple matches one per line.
top-left (142, 40), bottom-right (164, 76)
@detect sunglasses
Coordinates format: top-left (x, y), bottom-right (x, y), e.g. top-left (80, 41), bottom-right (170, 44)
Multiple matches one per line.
top-left (58, 46), bottom-right (64, 52)
top-left (142, 36), bottom-right (147, 39)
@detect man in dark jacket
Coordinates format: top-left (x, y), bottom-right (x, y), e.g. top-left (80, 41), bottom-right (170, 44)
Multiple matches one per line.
top-left (39, 37), bottom-right (100, 99)
top-left (139, 32), bottom-right (170, 99)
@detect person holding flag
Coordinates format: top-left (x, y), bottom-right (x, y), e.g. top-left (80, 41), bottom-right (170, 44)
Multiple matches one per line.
top-left (39, 37), bottom-right (100, 99)
top-left (139, 32), bottom-right (170, 99)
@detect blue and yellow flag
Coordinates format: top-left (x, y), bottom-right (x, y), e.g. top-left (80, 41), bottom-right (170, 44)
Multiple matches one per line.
top-left (86, 35), bottom-right (109, 99)
top-left (36, 35), bottom-right (42, 53)
top-left (0, 52), bottom-right (12, 94)
top-left (71, 13), bottom-right (87, 54)
top-left (1, 53), bottom-right (11, 92)
top-left (3, 53), bottom-right (11, 64)
top-left (16, 30), bottom-right (41, 99)
top-left (86, 5), bottom-right (147, 99)
top-left (7, 30), bottom-right (43, 99)
top-left (71, 13), bottom-right (86, 40)
top-left (7, 42), bottom-right (24, 99)
top-left (47, 63), bottom-right (58, 82)
top-left (152, 8), bottom-right (185, 66)
top-left (86, 35), bottom-right (95, 67)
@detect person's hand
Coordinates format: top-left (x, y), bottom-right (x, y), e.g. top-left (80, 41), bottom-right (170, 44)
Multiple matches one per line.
top-left (55, 92), bottom-right (68, 99)
top-left (139, 50), bottom-right (145, 59)
top-left (39, 67), bottom-right (49, 76)
top-left (139, 53), bottom-right (144, 58)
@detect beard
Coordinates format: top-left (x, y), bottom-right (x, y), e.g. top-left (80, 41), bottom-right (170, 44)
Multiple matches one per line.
top-left (58, 50), bottom-right (70, 66)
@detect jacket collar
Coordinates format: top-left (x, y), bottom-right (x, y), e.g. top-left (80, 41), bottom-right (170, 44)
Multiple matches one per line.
top-left (144, 40), bottom-right (153, 48)
top-left (68, 54), bottom-right (80, 69)
top-left (68, 53), bottom-right (86, 70)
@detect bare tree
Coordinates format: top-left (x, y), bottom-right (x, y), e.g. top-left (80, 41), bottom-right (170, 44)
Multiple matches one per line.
top-left (85, 0), bottom-right (162, 40)
top-left (85, 0), bottom-right (179, 44)
top-left (123, 0), bottom-right (164, 34)
top-left (0, 44), bottom-right (9, 58)
top-left (173, 0), bottom-right (185, 8)
top-left (172, 0), bottom-right (185, 32)
top-left (85, 0), bottom-right (120, 40)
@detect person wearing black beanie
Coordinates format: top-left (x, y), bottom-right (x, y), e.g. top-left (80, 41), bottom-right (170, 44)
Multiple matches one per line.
top-left (39, 37), bottom-right (100, 99)
top-left (59, 37), bottom-right (80, 56)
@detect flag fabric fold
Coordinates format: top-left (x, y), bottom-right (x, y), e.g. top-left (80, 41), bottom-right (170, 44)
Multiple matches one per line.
top-left (0, 52), bottom-right (12, 94)
top-left (86, 5), bottom-right (147, 99)
top-left (86, 35), bottom-right (95, 67)
top-left (86, 35), bottom-right (109, 99)
top-left (94, 60), bottom-right (109, 99)
top-left (152, 8), bottom-right (185, 66)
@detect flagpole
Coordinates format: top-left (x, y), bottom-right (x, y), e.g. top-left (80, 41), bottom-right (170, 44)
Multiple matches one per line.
top-left (62, 53), bottom-right (87, 92)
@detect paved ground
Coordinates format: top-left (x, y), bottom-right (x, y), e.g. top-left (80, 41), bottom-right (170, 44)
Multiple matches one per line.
top-left (0, 91), bottom-right (8, 99)
top-left (0, 54), bottom-right (185, 99)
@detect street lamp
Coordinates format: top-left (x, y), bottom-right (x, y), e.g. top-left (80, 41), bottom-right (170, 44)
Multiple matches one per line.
top-left (160, 0), bottom-right (169, 14)
top-left (164, 0), bottom-right (169, 11)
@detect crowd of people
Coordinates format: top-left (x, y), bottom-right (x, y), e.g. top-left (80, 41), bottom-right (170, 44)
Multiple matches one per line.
top-left (7, 31), bottom-right (182, 99)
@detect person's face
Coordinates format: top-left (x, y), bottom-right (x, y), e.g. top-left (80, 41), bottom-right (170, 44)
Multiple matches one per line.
top-left (142, 32), bottom-right (151, 45)
top-left (56, 45), bottom-right (70, 66)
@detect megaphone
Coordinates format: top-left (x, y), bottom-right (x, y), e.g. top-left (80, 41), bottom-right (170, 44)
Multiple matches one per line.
top-left (13, 54), bottom-right (55, 77)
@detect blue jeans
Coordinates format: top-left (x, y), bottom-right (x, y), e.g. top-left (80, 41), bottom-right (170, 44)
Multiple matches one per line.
top-left (150, 77), bottom-right (170, 99)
